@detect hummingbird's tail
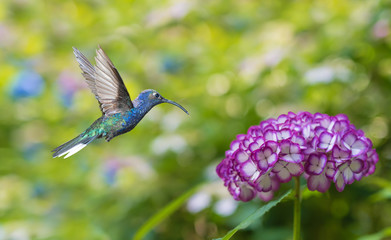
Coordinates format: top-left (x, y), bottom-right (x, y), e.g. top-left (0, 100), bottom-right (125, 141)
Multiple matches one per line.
top-left (52, 133), bottom-right (98, 158)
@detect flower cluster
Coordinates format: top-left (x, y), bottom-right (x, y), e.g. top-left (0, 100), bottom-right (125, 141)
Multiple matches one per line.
top-left (216, 112), bottom-right (378, 202)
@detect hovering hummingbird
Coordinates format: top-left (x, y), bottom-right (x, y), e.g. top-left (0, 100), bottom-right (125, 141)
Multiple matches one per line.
top-left (52, 46), bottom-right (189, 158)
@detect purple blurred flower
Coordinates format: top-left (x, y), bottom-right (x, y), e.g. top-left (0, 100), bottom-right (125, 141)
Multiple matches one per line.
top-left (57, 71), bottom-right (83, 107)
top-left (104, 159), bottom-right (122, 185)
top-left (216, 112), bottom-right (379, 202)
top-left (10, 69), bottom-right (44, 99)
top-left (372, 19), bottom-right (389, 39)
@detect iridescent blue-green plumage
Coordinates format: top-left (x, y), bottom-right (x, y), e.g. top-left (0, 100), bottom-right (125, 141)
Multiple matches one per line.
top-left (52, 47), bottom-right (188, 158)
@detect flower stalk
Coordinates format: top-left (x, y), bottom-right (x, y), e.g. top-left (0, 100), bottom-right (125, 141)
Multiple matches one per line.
top-left (293, 176), bottom-right (301, 240)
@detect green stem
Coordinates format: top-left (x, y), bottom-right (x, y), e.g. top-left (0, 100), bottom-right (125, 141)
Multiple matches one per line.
top-left (293, 176), bottom-right (301, 240)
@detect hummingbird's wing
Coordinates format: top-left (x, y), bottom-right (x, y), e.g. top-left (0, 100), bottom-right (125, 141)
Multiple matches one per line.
top-left (73, 47), bottom-right (134, 115)
top-left (94, 47), bottom-right (134, 115)
top-left (73, 47), bottom-right (102, 109)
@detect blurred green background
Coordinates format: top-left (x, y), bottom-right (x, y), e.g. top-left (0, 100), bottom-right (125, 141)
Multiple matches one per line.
top-left (1, 0), bottom-right (391, 239)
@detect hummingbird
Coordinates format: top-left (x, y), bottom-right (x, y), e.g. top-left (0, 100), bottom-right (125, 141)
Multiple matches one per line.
top-left (52, 46), bottom-right (189, 158)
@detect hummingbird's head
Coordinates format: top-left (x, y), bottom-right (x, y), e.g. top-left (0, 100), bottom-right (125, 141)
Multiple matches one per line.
top-left (134, 89), bottom-right (189, 115)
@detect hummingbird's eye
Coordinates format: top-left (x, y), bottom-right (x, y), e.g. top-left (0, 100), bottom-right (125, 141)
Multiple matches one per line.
top-left (153, 92), bottom-right (161, 99)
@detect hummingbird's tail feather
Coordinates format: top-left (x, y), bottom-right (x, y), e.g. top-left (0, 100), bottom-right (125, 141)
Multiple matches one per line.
top-left (52, 133), bottom-right (98, 158)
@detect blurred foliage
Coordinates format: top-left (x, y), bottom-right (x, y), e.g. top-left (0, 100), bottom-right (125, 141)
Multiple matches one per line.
top-left (0, 0), bottom-right (391, 239)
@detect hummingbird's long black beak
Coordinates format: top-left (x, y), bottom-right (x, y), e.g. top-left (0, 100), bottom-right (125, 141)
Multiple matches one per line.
top-left (163, 99), bottom-right (189, 115)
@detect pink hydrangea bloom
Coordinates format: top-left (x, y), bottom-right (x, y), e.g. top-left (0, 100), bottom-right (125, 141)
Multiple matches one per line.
top-left (216, 112), bottom-right (378, 202)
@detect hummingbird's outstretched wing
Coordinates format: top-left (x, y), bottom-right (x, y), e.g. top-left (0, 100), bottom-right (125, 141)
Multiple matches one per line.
top-left (73, 47), bottom-right (99, 101)
top-left (94, 47), bottom-right (134, 114)
top-left (72, 46), bottom-right (134, 115)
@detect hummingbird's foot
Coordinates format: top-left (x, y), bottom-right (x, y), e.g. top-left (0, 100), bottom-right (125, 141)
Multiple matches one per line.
top-left (104, 134), bottom-right (114, 142)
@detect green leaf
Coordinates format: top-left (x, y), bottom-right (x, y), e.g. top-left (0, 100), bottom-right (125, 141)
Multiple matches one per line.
top-left (214, 190), bottom-right (292, 240)
top-left (358, 227), bottom-right (391, 240)
top-left (133, 183), bottom-right (204, 240)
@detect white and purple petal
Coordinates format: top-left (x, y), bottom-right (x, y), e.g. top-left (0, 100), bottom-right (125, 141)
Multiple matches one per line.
top-left (338, 163), bottom-right (355, 185)
top-left (230, 140), bottom-right (241, 152)
top-left (279, 140), bottom-right (304, 163)
top-left (305, 153), bottom-right (327, 175)
top-left (241, 138), bottom-right (252, 149)
top-left (248, 137), bottom-right (266, 152)
top-left (236, 134), bottom-right (246, 141)
top-left (252, 171), bottom-right (273, 192)
top-left (335, 113), bottom-right (349, 121)
top-left (260, 120), bottom-right (277, 131)
top-left (303, 136), bottom-right (319, 155)
top-left (307, 172), bottom-right (330, 193)
top-left (325, 162), bottom-right (336, 179)
top-left (365, 162), bottom-right (376, 176)
top-left (317, 131), bottom-right (336, 152)
top-left (264, 129), bottom-right (278, 142)
top-left (277, 128), bottom-right (292, 141)
top-left (332, 120), bottom-right (349, 134)
top-left (237, 183), bottom-right (256, 202)
top-left (264, 141), bottom-right (280, 154)
top-left (354, 171), bottom-right (364, 181)
top-left (233, 150), bottom-right (250, 164)
top-left (248, 142), bottom-right (260, 152)
top-left (333, 171), bottom-right (346, 192)
top-left (258, 191), bottom-right (274, 202)
top-left (318, 116), bottom-right (333, 129)
top-left (247, 126), bottom-right (262, 137)
top-left (291, 134), bottom-right (306, 148)
top-left (349, 158), bottom-right (364, 173)
top-left (252, 147), bottom-right (278, 171)
top-left (302, 124), bottom-right (312, 139)
top-left (331, 145), bottom-right (351, 163)
top-left (287, 111), bottom-right (297, 119)
top-left (216, 161), bottom-right (228, 179)
top-left (238, 160), bottom-right (258, 180)
top-left (272, 161), bottom-right (304, 182)
top-left (341, 131), bottom-right (369, 157)
top-left (367, 149), bottom-right (379, 164)
top-left (277, 114), bottom-right (289, 124)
